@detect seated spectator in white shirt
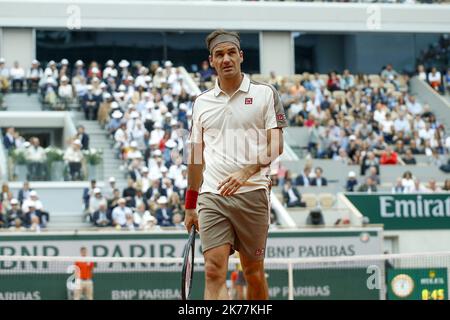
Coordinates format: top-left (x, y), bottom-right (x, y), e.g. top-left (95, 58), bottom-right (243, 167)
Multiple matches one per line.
top-left (133, 202), bottom-right (154, 229)
top-left (25, 137), bottom-right (47, 180)
top-left (393, 112), bottom-right (411, 133)
top-left (426, 179), bottom-right (442, 193)
top-left (58, 76), bottom-right (74, 106)
top-left (0, 58), bottom-right (10, 92)
top-left (282, 180), bottom-right (305, 208)
top-left (64, 139), bottom-right (84, 181)
top-left (428, 67), bottom-right (442, 92)
top-left (88, 188), bottom-right (107, 219)
top-left (112, 198), bottom-right (132, 228)
top-left (406, 96), bottom-right (423, 115)
top-left (10, 61), bottom-right (25, 92)
top-left (417, 64), bottom-right (427, 81)
top-left (311, 167), bottom-right (328, 186)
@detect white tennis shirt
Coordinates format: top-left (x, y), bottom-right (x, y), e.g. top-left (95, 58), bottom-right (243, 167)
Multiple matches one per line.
top-left (189, 74), bottom-right (288, 195)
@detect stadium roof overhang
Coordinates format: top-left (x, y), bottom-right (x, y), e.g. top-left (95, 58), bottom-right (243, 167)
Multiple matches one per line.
top-left (0, 0), bottom-right (449, 33)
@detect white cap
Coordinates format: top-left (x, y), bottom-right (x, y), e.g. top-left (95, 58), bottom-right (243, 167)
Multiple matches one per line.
top-left (87, 85), bottom-right (93, 91)
top-left (0, 57), bottom-right (5, 63)
top-left (349, 135), bottom-right (356, 141)
top-left (118, 84), bottom-right (126, 92)
top-left (48, 60), bottom-right (56, 66)
top-left (154, 122), bottom-right (162, 129)
top-left (112, 110), bottom-right (123, 119)
top-left (91, 67), bottom-right (99, 74)
top-left (109, 177), bottom-right (116, 182)
top-left (141, 167), bottom-right (149, 173)
top-left (130, 141), bottom-right (138, 148)
top-left (100, 82), bottom-right (107, 88)
top-left (27, 200), bottom-right (36, 208)
top-left (348, 171), bottom-right (356, 178)
top-left (94, 187), bottom-right (101, 194)
top-left (110, 101), bottom-right (119, 109)
top-left (153, 150), bottom-right (162, 157)
top-left (103, 92), bottom-right (111, 99)
top-left (160, 166), bottom-right (168, 173)
top-left (31, 59), bottom-right (39, 65)
top-left (164, 61), bottom-right (173, 68)
top-left (165, 139), bottom-right (177, 149)
top-left (179, 103), bottom-right (188, 111)
top-left (60, 75), bottom-right (69, 82)
top-left (119, 60), bottom-right (130, 68)
top-left (127, 75), bottom-right (134, 81)
top-left (61, 58), bottom-right (69, 65)
top-left (144, 75), bottom-right (152, 82)
top-left (157, 196), bottom-right (168, 204)
top-left (75, 60), bottom-right (84, 66)
top-left (106, 60), bottom-right (114, 67)
top-left (30, 190), bottom-right (38, 197)
top-left (130, 111), bottom-right (139, 118)
top-left (73, 139), bottom-right (82, 146)
top-left (170, 119), bottom-right (178, 126)
top-left (165, 113), bottom-right (172, 119)
top-left (10, 198), bottom-right (19, 205)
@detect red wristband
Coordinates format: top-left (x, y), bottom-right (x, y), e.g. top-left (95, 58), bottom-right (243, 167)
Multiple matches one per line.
top-left (185, 189), bottom-right (199, 209)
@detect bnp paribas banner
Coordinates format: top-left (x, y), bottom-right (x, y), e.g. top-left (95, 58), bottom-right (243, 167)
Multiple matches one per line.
top-left (346, 193), bottom-right (450, 230)
top-left (0, 229), bottom-right (383, 300)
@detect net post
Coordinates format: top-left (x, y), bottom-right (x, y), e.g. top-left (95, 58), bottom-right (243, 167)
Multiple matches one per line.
top-left (288, 261), bottom-right (294, 300)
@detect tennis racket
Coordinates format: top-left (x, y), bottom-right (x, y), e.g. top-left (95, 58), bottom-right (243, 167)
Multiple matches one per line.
top-left (181, 225), bottom-right (196, 300)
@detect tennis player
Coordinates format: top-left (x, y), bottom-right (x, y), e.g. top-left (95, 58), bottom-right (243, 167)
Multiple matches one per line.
top-left (73, 246), bottom-right (94, 300)
top-left (184, 29), bottom-right (288, 300)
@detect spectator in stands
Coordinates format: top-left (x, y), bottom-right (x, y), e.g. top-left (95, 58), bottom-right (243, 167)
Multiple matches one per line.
top-left (426, 179), bottom-right (442, 193)
top-left (58, 76), bottom-right (74, 109)
top-left (17, 181), bottom-right (32, 205)
top-left (82, 85), bottom-right (101, 120)
top-left (361, 151), bottom-right (380, 176)
top-left (282, 180), bottom-right (305, 208)
top-left (345, 171), bottom-right (358, 192)
top-left (199, 60), bottom-right (214, 83)
top-left (172, 212), bottom-right (185, 230)
top-left (64, 139), bottom-right (84, 181)
top-left (310, 167), bottom-right (328, 186)
top-left (406, 95), bottom-right (423, 116)
top-left (401, 171), bottom-right (415, 193)
top-left (123, 178), bottom-right (137, 207)
top-left (417, 65), bottom-right (427, 82)
top-left (10, 61), bottom-right (25, 92)
top-left (368, 166), bottom-right (380, 185)
top-left (380, 146), bottom-right (398, 165)
top-left (0, 58), bottom-right (10, 93)
top-left (428, 67), bottom-right (442, 93)
top-left (155, 196), bottom-right (174, 227)
top-left (82, 179), bottom-right (97, 212)
top-left (3, 127), bottom-right (16, 151)
top-left (381, 64), bottom-right (398, 82)
top-left (103, 177), bottom-right (116, 202)
top-left (112, 198), bottom-right (132, 228)
top-left (357, 177), bottom-right (378, 193)
top-left (75, 125), bottom-right (89, 150)
top-left (306, 208), bottom-right (325, 226)
top-left (409, 178), bottom-right (423, 193)
top-left (92, 202), bottom-right (112, 227)
top-left (392, 178), bottom-right (405, 194)
top-left (295, 165), bottom-right (312, 186)
top-left (25, 137), bottom-right (47, 180)
top-left (443, 179), bottom-right (450, 192)
top-left (88, 188), bottom-right (107, 220)
top-left (5, 198), bottom-right (23, 228)
top-left (132, 202), bottom-right (153, 229)
top-left (23, 201), bottom-right (45, 228)
top-left (402, 148), bottom-right (417, 165)
top-left (26, 60), bottom-right (43, 95)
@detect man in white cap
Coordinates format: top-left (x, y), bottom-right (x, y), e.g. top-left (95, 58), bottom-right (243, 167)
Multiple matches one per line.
top-left (82, 84), bottom-right (100, 120)
top-left (58, 75), bottom-right (74, 109)
top-left (64, 139), bottom-right (84, 180)
top-left (104, 177), bottom-right (117, 202)
top-left (10, 61), bottom-right (25, 92)
top-left (103, 60), bottom-right (117, 80)
top-left (184, 29), bottom-right (286, 300)
top-left (155, 196), bottom-right (174, 227)
top-left (88, 188), bottom-right (107, 221)
top-left (6, 198), bottom-right (24, 228)
top-left (112, 198), bottom-right (132, 228)
top-left (26, 60), bottom-right (43, 95)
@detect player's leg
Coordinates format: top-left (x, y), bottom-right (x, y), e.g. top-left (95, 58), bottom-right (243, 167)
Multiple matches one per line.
top-left (198, 193), bottom-right (236, 300)
top-left (85, 280), bottom-right (94, 300)
top-left (204, 244), bottom-right (231, 300)
top-left (239, 253), bottom-right (268, 300)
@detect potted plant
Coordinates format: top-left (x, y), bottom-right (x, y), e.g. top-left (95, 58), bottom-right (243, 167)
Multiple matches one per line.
top-left (83, 148), bottom-right (103, 180)
top-left (9, 148), bottom-right (28, 181)
top-left (45, 146), bottom-right (65, 181)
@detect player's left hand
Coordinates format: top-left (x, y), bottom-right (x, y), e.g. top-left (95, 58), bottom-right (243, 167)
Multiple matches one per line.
top-left (218, 168), bottom-right (253, 196)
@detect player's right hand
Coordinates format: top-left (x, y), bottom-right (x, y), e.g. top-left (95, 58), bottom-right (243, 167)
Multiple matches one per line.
top-left (184, 209), bottom-right (199, 233)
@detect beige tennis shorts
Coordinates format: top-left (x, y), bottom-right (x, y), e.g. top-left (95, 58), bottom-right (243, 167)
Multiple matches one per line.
top-left (197, 188), bottom-right (270, 261)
